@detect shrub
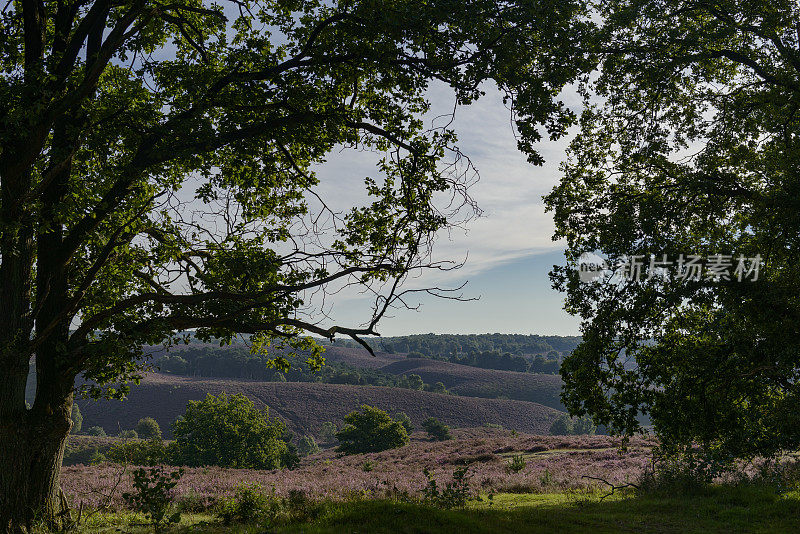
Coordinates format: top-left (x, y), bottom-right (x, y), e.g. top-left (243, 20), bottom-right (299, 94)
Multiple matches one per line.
top-left (430, 382), bottom-right (448, 394)
top-left (336, 405), bottom-right (409, 454)
top-left (122, 466), bottom-right (183, 531)
top-left (549, 414), bottom-right (572, 435)
top-left (404, 374), bottom-right (424, 390)
top-left (422, 417), bottom-right (452, 441)
top-left (70, 404), bottom-right (82, 435)
top-left (421, 466), bottom-right (472, 508)
top-left (407, 352), bottom-right (425, 359)
top-left (319, 422), bottom-right (338, 444)
top-left (107, 438), bottom-right (170, 466)
top-left (297, 435), bottom-right (320, 457)
top-left (571, 415), bottom-right (596, 435)
top-left (394, 412), bottom-right (414, 433)
top-left (136, 417), bottom-right (162, 440)
top-left (86, 426), bottom-right (106, 437)
top-left (171, 393), bottom-right (290, 469)
top-left (507, 454), bottom-right (527, 473)
top-left (118, 429), bottom-right (138, 439)
top-left (216, 484), bottom-right (278, 525)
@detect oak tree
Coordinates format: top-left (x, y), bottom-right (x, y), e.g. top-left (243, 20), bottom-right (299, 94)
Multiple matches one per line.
top-left (0, 0), bottom-right (591, 528)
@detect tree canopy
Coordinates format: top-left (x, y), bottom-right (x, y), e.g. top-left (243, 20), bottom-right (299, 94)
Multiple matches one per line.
top-left (546, 0), bottom-right (800, 464)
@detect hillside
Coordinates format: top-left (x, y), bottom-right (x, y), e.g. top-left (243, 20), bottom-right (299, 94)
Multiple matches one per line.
top-left (75, 373), bottom-right (562, 437)
top-left (321, 346), bottom-right (565, 409)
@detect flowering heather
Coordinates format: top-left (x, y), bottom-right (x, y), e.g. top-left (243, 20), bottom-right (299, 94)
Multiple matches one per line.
top-left (62, 428), bottom-right (655, 511)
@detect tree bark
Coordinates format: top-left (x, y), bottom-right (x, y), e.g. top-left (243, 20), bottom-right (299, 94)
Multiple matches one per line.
top-left (0, 389), bottom-right (73, 534)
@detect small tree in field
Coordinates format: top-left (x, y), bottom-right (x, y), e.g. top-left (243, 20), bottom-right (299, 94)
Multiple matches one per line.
top-left (337, 405), bottom-right (409, 454)
top-left (422, 417), bottom-right (452, 441)
top-left (172, 393), bottom-right (288, 469)
top-left (69, 404), bottom-right (82, 435)
top-left (136, 417), bottom-right (162, 440)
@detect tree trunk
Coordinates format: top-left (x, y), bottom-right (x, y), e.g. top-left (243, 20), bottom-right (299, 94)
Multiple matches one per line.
top-left (0, 379), bottom-right (73, 533)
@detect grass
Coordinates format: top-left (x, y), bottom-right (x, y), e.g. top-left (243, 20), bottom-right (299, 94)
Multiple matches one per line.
top-left (73, 485), bottom-right (800, 533)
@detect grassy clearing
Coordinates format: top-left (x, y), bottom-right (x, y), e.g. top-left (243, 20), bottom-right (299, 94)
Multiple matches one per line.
top-left (72, 485), bottom-right (800, 533)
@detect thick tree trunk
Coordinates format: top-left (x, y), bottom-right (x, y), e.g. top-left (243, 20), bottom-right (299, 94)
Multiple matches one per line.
top-left (0, 393), bottom-right (72, 533)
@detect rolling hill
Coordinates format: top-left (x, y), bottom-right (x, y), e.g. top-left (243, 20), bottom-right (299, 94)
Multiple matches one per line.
top-left (321, 346), bottom-right (564, 409)
top-left (75, 372), bottom-right (562, 438)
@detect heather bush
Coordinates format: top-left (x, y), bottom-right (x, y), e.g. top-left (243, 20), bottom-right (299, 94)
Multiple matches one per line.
top-left (336, 405), bottom-right (409, 454)
top-left (422, 417), bottom-right (452, 441)
top-left (122, 466), bottom-right (184, 531)
top-left (421, 466), bottom-right (473, 509)
top-left (136, 417), bottom-right (162, 440)
top-left (171, 393), bottom-right (290, 469)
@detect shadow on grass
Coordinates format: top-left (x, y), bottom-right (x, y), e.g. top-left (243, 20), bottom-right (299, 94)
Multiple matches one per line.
top-left (272, 485), bottom-right (800, 534)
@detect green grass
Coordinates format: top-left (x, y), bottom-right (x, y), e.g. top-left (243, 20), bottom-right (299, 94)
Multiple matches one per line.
top-left (74, 486), bottom-right (800, 533)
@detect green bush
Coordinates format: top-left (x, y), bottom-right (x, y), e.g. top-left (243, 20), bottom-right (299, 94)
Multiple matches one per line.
top-left (107, 438), bottom-right (170, 466)
top-left (216, 484), bottom-right (279, 525)
top-left (70, 404), bottom-right (83, 435)
top-left (422, 417), bottom-right (452, 441)
top-left (319, 422), bottom-right (338, 444)
top-left (86, 426), bottom-right (106, 437)
top-left (394, 412), bottom-right (414, 433)
top-left (122, 466), bottom-right (184, 531)
top-left (171, 393), bottom-right (290, 469)
top-left (136, 417), bottom-right (162, 440)
top-left (297, 435), bottom-right (320, 457)
top-left (118, 429), bottom-right (138, 439)
top-left (549, 414), bottom-right (572, 435)
top-left (336, 405), bottom-right (409, 454)
top-left (404, 374), bottom-right (424, 391)
top-left (549, 414), bottom-right (596, 436)
top-left (421, 466), bottom-right (473, 508)
top-left (507, 454), bottom-right (527, 473)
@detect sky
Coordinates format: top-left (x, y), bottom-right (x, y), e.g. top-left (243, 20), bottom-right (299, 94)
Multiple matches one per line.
top-left (309, 82), bottom-right (583, 337)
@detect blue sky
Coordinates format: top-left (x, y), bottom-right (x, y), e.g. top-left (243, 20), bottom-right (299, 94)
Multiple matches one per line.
top-left (310, 82), bottom-right (583, 337)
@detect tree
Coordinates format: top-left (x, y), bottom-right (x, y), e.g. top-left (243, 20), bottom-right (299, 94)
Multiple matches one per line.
top-left (422, 417), bottom-right (452, 441)
top-left (297, 435), bottom-right (320, 457)
top-left (430, 382), bottom-right (448, 394)
top-left (171, 393), bottom-right (288, 469)
top-left (85, 426), bottom-right (106, 437)
top-left (0, 0), bottom-right (592, 526)
top-left (69, 404), bottom-right (82, 435)
top-left (571, 415), bottom-right (596, 436)
top-left (136, 417), bottom-right (162, 441)
top-left (545, 0), bottom-right (800, 464)
top-left (319, 422), bottom-right (338, 445)
top-left (336, 405), bottom-right (409, 454)
top-left (549, 414), bottom-right (572, 436)
top-left (404, 374), bottom-right (425, 391)
top-left (118, 429), bottom-right (138, 439)
top-left (394, 412), bottom-right (414, 433)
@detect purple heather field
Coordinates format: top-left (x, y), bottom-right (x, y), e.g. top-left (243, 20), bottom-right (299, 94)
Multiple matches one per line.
top-left (62, 429), bottom-right (655, 511)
